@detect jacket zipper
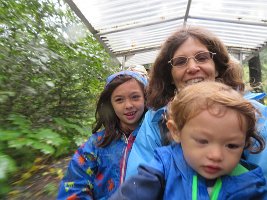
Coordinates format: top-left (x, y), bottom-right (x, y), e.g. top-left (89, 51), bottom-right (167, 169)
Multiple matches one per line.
top-left (120, 133), bottom-right (134, 184)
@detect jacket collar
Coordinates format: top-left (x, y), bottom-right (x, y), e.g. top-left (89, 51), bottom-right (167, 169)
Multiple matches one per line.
top-left (151, 106), bottom-right (167, 123)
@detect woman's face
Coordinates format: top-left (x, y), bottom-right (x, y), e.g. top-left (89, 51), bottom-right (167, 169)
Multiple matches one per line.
top-left (171, 37), bottom-right (217, 90)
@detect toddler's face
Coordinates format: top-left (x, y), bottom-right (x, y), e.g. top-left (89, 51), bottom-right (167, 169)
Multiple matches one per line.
top-left (179, 108), bottom-right (246, 180)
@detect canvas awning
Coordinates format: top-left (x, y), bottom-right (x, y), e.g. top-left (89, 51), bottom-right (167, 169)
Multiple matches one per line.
top-left (66, 0), bottom-right (267, 68)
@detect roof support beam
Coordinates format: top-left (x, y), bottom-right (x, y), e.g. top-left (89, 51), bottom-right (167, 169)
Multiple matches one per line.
top-left (190, 16), bottom-right (267, 27)
top-left (183, 0), bottom-right (192, 26)
top-left (98, 17), bottom-right (184, 35)
top-left (99, 15), bottom-right (267, 36)
top-left (65, 0), bottom-right (120, 65)
top-left (115, 46), bottom-right (160, 57)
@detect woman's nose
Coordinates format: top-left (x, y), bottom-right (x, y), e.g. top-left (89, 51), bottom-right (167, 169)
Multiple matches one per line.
top-left (186, 58), bottom-right (200, 73)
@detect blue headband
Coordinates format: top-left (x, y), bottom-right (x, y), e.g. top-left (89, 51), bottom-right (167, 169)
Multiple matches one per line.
top-left (105, 70), bottom-right (148, 87)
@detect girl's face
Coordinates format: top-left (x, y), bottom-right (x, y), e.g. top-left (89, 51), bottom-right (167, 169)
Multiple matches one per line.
top-left (179, 108), bottom-right (246, 180)
top-left (171, 37), bottom-right (217, 90)
top-left (111, 79), bottom-right (145, 131)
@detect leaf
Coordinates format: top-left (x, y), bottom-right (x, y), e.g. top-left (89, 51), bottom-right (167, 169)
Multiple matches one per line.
top-left (0, 91), bottom-right (16, 96)
top-left (54, 118), bottom-right (86, 134)
top-left (33, 129), bottom-right (64, 146)
top-left (45, 81), bottom-right (55, 87)
top-left (31, 142), bottom-right (55, 154)
top-left (8, 138), bottom-right (35, 149)
top-left (0, 130), bottom-right (23, 141)
top-left (7, 114), bottom-right (31, 131)
top-left (0, 154), bottom-right (17, 179)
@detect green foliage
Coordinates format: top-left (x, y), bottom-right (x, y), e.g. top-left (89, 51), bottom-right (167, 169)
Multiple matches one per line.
top-left (243, 48), bottom-right (267, 93)
top-left (0, 153), bottom-right (17, 196)
top-left (0, 154), bottom-right (17, 179)
top-left (0, 114), bottom-right (65, 171)
top-left (260, 48), bottom-right (267, 93)
top-left (53, 117), bottom-right (93, 148)
top-left (0, 0), bottom-right (120, 196)
top-left (43, 182), bottom-right (58, 197)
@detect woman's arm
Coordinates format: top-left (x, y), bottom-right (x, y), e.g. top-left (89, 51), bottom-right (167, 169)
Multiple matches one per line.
top-left (125, 108), bottom-right (165, 179)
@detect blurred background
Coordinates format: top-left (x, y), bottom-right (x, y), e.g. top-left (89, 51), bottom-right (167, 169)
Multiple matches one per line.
top-left (0, 0), bottom-right (120, 199)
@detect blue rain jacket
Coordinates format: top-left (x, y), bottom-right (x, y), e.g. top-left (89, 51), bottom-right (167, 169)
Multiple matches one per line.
top-left (57, 126), bottom-right (140, 200)
top-left (125, 96), bottom-right (267, 182)
top-left (113, 144), bottom-right (267, 200)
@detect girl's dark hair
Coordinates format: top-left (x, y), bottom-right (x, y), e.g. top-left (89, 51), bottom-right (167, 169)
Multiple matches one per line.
top-left (92, 75), bottom-right (147, 147)
top-left (147, 26), bottom-right (244, 110)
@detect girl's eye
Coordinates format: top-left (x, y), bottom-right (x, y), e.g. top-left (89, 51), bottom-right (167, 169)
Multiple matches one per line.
top-left (114, 98), bottom-right (124, 103)
top-left (132, 95), bottom-right (141, 100)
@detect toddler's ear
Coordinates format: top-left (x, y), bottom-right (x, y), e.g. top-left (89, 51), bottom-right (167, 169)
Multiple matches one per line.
top-left (166, 120), bottom-right (181, 143)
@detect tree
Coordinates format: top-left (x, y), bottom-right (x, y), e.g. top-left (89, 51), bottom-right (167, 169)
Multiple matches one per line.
top-left (248, 55), bottom-right (262, 92)
top-left (0, 0), bottom-right (119, 196)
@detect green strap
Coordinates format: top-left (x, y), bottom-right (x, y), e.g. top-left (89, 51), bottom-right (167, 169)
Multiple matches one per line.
top-left (192, 176), bottom-right (222, 200)
top-left (192, 164), bottom-right (248, 200)
top-left (192, 175), bottom-right (198, 200)
top-left (210, 178), bottom-right (222, 200)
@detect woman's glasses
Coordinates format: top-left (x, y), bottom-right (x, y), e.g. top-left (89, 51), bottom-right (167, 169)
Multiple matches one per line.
top-left (168, 51), bottom-right (216, 68)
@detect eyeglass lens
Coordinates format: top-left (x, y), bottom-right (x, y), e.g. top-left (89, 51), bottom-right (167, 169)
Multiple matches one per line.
top-left (171, 52), bottom-right (212, 67)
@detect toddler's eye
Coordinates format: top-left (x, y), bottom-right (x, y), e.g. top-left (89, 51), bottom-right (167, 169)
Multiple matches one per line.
top-left (226, 144), bottom-right (240, 149)
top-left (195, 138), bottom-right (208, 144)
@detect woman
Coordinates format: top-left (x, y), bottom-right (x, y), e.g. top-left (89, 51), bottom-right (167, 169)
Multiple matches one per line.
top-left (125, 26), bottom-right (267, 182)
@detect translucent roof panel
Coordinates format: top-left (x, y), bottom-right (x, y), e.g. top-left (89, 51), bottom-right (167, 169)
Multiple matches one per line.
top-left (66, 0), bottom-right (267, 67)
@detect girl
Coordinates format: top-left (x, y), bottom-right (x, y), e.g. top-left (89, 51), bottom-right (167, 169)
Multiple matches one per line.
top-left (57, 70), bottom-right (148, 200)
